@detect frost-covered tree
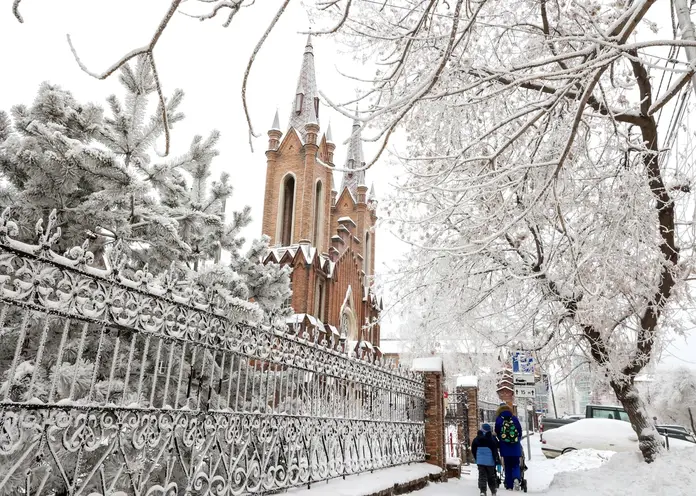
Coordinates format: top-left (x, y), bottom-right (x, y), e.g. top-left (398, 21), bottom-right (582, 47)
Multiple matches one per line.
top-left (650, 366), bottom-right (696, 432)
top-left (307, 0), bottom-right (696, 462)
top-left (0, 57), bottom-right (238, 273)
top-left (230, 236), bottom-right (293, 323)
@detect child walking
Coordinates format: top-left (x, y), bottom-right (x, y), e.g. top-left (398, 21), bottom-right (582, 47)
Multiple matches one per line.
top-left (471, 423), bottom-right (501, 496)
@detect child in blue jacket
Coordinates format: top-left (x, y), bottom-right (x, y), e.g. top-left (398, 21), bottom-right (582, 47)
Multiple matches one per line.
top-left (471, 423), bottom-right (501, 496)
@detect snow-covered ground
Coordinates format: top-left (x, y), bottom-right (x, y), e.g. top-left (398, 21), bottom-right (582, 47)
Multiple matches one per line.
top-left (286, 463), bottom-right (443, 496)
top-left (418, 435), bottom-right (696, 496)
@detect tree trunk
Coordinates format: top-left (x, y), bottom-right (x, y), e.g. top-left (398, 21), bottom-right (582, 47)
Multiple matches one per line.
top-left (688, 407), bottom-right (695, 434)
top-left (611, 378), bottom-right (662, 462)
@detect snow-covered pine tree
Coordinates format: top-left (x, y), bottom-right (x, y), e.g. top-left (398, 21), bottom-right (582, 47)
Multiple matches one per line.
top-left (230, 236), bottom-right (293, 325)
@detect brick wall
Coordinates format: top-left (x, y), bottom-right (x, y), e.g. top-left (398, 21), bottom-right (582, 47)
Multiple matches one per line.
top-left (422, 370), bottom-right (445, 469)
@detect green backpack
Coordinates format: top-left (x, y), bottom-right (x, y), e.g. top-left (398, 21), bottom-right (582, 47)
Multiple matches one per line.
top-left (500, 417), bottom-right (519, 443)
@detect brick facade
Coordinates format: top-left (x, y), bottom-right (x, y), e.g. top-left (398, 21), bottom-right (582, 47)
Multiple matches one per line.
top-left (261, 37), bottom-right (381, 348)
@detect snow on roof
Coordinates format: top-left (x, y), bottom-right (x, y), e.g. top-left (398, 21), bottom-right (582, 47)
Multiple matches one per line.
top-left (456, 375), bottom-right (479, 388)
top-left (266, 244), bottom-right (335, 277)
top-left (337, 216), bottom-right (357, 226)
top-left (286, 313), bottom-right (324, 328)
top-left (412, 356), bottom-right (443, 372)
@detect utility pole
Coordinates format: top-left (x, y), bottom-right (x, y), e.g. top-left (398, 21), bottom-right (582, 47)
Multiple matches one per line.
top-left (675, 0), bottom-right (696, 99)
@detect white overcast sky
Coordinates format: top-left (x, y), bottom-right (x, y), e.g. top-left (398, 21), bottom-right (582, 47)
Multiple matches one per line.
top-left (1, 0), bottom-right (695, 368)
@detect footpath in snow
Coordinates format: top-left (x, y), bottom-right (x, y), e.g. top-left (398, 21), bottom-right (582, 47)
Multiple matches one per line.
top-left (418, 435), bottom-right (696, 496)
top-left (286, 463), bottom-right (443, 496)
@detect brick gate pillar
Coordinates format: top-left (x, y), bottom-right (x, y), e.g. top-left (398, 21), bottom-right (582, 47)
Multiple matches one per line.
top-left (412, 357), bottom-right (445, 470)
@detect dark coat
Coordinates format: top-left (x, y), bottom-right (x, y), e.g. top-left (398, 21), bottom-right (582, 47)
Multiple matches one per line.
top-left (471, 431), bottom-right (500, 466)
top-left (495, 405), bottom-right (523, 458)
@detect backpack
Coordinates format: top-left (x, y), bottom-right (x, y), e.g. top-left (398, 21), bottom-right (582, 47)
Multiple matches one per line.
top-left (499, 417), bottom-right (519, 443)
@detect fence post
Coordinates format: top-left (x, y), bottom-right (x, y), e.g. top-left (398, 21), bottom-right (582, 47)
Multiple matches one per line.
top-left (412, 357), bottom-right (446, 470)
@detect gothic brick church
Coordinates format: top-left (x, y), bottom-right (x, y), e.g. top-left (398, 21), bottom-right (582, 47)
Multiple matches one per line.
top-left (261, 36), bottom-right (382, 353)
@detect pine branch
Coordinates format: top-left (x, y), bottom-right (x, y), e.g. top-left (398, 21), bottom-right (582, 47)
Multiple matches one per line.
top-left (66, 0), bottom-right (183, 156)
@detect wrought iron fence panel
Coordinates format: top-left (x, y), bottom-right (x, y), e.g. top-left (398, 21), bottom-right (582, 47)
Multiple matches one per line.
top-left (444, 391), bottom-right (469, 462)
top-left (0, 210), bottom-right (425, 496)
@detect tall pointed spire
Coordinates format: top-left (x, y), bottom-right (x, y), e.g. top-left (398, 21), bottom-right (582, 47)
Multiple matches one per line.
top-left (368, 182), bottom-right (376, 201)
top-left (341, 113), bottom-right (366, 196)
top-left (271, 108), bottom-right (280, 130)
top-left (288, 34), bottom-right (320, 140)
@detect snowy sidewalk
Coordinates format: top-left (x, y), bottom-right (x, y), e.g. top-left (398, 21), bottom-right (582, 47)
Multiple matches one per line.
top-left (415, 436), bottom-right (695, 496)
top-left (285, 463), bottom-right (443, 496)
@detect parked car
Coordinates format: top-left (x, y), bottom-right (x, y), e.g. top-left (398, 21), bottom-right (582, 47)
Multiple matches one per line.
top-left (541, 418), bottom-right (696, 459)
top-left (540, 404), bottom-right (629, 443)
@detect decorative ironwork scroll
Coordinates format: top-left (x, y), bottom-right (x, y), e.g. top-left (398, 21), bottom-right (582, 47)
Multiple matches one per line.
top-left (0, 210), bottom-right (425, 495)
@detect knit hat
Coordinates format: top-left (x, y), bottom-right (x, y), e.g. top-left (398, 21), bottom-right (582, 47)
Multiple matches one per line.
top-left (482, 423), bottom-right (492, 433)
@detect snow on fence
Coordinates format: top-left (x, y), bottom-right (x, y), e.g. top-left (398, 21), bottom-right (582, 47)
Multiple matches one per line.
top-left (0, 210), bottom-right (425, 495)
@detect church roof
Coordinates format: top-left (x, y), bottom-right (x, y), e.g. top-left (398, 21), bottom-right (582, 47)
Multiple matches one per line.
top-left (340, 116), bottom-right (366, 196)
top-left (288, 35), bottom-right (319, 141)
top-left (265, 244), bottom-right (336, 277)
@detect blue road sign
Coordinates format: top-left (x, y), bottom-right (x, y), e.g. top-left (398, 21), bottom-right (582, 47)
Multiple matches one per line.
top-left (512, 351), bottom-right (535, 374)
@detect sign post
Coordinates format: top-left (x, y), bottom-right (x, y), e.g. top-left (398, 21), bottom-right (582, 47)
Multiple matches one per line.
top-left (512, 351), bottom-right (536, 460)
top-left (526, 400), bottom-right (532, 461)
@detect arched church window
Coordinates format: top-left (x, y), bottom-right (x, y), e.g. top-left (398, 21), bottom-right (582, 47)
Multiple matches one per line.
top-left (279, 175), bottom-right (295, 246)
top-left (364, 231), bottom-right (371, 276)
top-left (314, 97), bottom-right (320, 119)
top-left (313, 181), bottom-right (324, 251)
top-left (340, 309), bottom-right (358, 341)
top-left (314, 278), bottom-right (326, 322)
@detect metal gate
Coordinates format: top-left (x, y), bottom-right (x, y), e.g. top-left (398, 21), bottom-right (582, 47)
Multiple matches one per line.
top-left (445, 390), bottom-right (471, 463)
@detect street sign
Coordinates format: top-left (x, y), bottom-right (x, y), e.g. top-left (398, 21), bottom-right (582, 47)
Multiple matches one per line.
top-left (514, 386), bottom-right (536, 398)
top-left (513, 373), bottom-right (535, 386)
top-left (512, 351), bottom-right (534, 374)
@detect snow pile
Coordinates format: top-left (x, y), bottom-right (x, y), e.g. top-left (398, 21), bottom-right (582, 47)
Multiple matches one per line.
top-left (526, 449), bottom-right (615, 492)
top-left (287, 463), bottom-right (443, 496)
top-left (542, 418), bottom-right (638, 453)
top-left (456, 375), bottom-right (478, 387)
top-left (412, 357), bottom-right (443, 372)
top-left (549, 450), bottom-right (696, 496)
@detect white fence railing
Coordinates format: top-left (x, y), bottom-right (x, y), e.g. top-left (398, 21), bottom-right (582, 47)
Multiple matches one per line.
top-left (0, 210), bottom-right (425, 496)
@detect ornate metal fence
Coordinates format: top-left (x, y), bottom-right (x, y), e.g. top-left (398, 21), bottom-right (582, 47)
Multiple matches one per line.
top-left (444, 391), bottom-right (470, 463)
top-left (0, 210), bottom-right (425, 496)
top-left (479, 400), bottom-right (499, 424)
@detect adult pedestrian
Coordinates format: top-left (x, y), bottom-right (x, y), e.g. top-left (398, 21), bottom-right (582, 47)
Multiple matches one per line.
top-left (494, 403), bottom-right (523, 490)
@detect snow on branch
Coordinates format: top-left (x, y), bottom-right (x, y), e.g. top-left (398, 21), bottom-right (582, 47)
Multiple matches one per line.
top-left (12, 0), bottom-right (281, 154)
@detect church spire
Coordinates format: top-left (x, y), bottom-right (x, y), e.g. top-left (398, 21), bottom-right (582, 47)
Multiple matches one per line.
top-left (288, 34), bottom-right (320, 140)
top-left (341, 114), bottom-right (366, 197)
